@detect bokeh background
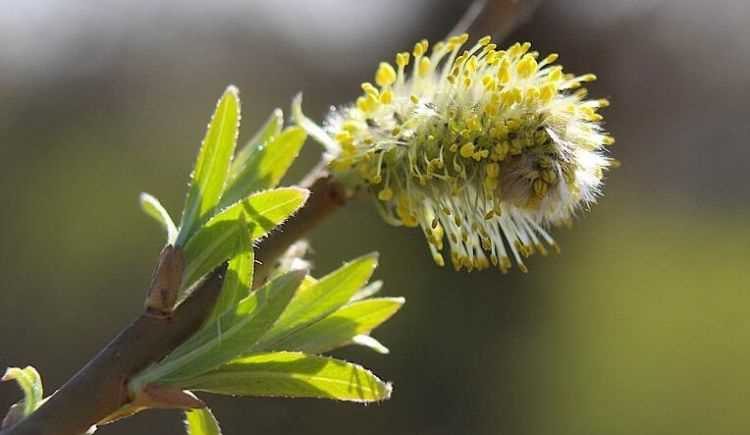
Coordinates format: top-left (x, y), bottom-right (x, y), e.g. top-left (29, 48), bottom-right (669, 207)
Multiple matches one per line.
top-left (1, 1), bottom-right (749, 434)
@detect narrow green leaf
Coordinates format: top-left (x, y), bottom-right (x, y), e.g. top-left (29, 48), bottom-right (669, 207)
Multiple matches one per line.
top-left (185, 408), bottom-right (222, 435)
top-left (182, 352), bottom-right (392, 403)
top-left (177, 86), bottom-right (241, 246)
top-left (139, 192), bottom-right (178, 244)
top-left (182, 187), bottom-right (309, 289)
top-left (271, 297), bottom-right (404, 354)
top-left (207, 217), bottom-right (254, 323)
top-left (220, 127), bottom-right (307, 208)
top-left (156, 270), bottom-right (305, 384)
top-left (228, 109), bottom-right (283, 181)
top-left (251, 253), bottom-right (378, 352)
top-left (351, 335), bottom-right (391, 354)
top-left (2, 366), bottom-right (43, 416)
top-left (350, 280), bottom-right (383, 302)
top-left (291, 93), bottom-right (340, 156)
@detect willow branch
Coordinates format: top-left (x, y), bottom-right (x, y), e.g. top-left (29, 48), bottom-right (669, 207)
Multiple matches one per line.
top-left (2, 163), bottom-right (350, 435)
top-left (0, 268), bottom-right (225, 435)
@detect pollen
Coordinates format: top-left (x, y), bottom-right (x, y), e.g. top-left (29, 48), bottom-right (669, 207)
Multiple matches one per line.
top-left (297, 34), bottom-right (615, 273)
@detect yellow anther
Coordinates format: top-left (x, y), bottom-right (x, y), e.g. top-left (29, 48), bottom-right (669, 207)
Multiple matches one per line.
top-left (356, 95), bottom-right (377, 113)
top-left (378, 187), bottom-right (393, 201)
top-left (342, 120), bottom-right (359, 132)
top-left (525, 86), bottom-right (540, 102)
top-left (466, 55), bottom-right (478, 73)
top-left (375, 62), bottom-right (397, 87)
top-left (472, 149), bottom-right (489, 161)
top-left (548, 66), bottom-right (563, 81)
top-left (482, 74), bottom-right (495, 90)
top-left (361, 82), bottom-right (379, 99)
top-left (419, 57), bottom-right (431, 77)
top-left (396, 52), bottom-right (410, 68)
top-left (541, 53), bottom-right (559, 65)
top-left (410, 94), bottom-right (419, 104)
top-left (497, 67), bottom-right (511, 86)
top-left (459, 142), bottom-right (475, 158)
top-left (477, 35), bottom-right (492, 46)
top-left (432, 253), bottom-right (445, 267)
top-left (516, 54), bottom-right (538, 79)
top-left (380, 89), bottom-right (394, 104)
top-left (335, 130), bottom-right (352, 143)
top-left (540, 83), bottom-right (557, 102)
top-left (603, 136), bottom-right (616, 145)
top-left (578, 73), bottom-right (597, 82)
top-left (413, 39), bottom-right (429, 57)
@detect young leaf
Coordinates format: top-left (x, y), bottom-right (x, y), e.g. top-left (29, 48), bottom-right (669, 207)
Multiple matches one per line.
top-left (207, 217), bottom-right (254, 323)
top-left (270, 297), bottom-right (404, 355)
top-left (2, 366), bottom-right (43, 416)
top-left (220, 127), bottom-right (307, 208)
top-left (181, 352), bottom-right (392, 403)
top-left (140, 192), bottom-right (178, 244)
top-left (155, 270), bottom-right (306, 384)
top-left (185, 408), bottom-right (222, 435)
top-left (177, 86), bottom-right (241, 246)
top-left (182, 187), bottom-right (308, 289)
top-left (291, 93), bottom-right (340, 156)
top-left (351, 335), bottom-right (391, 354)
top-left (229, 109), bottom-right (283, 182)
top-left (250, 253), bottom-right (378, 352)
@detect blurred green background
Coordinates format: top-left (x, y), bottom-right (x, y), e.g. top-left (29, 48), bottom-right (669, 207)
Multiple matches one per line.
top-left (1, 1), bottom-right (749, 434)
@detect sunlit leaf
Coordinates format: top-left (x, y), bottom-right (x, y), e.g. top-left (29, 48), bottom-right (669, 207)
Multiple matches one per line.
top-left (251, 253), bottom-right (378, 351)
top-left (185, 408), bottom-right (222, 435)
top-left (207, 217), bottom-right (254, 323)
top-left (177, 86), bottom-right (241, 246)
top-left (182, 187), bottom-right (308, 289)
top-left (351, 335), bottom-right (390, 354)
top-left (155, 270), bottom-right (305, 384)
top-left (273, 297), bottom-right (404, 354)
top-left (2, 366), bottom-right (43, 416)
top-left (221, 126), bottom-right (306, 208)
top-left (182, 352), bottom-right (392, 403)
top-left (139, 192), bottom-right (178, 244)
top-left (228, 109), bottom-right (282, 181)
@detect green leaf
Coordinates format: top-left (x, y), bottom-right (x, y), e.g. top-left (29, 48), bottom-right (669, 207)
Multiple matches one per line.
top-left (139, 192), bottom-right (178, 244)
top-left (185, 407), bottom-right (222, 435)
top-left (182, 352), bottom-right (392, 403)
top-left (271, 297), bottom-right (404, 354)
top-left (207, 217), bottom-right (254, 323)
top-left (291, 93), bottom-right (340, 156)
top-left (177, 86), bottom-right (241, 246)
top-left (220, 127), bottom-right (307, 208)
top-left (182, 187), bottom-right (308, 289)
top-left (251, 253), bottom-right (378, 352)
top-left (154, 270), bottom-right (305, 384)
top-left (2, 366), bottom-right (43, 416)
top-left (351, 335), bottom-right (391, 354)
top-left (228, 108), bottom-right (283, 182)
